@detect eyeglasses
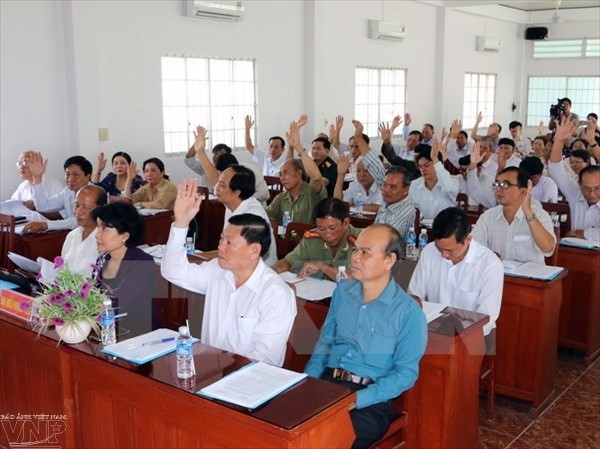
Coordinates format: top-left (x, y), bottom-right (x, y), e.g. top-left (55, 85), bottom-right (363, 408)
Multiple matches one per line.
top-left (492, 181), bottom-right (520, 190)
top-left (15, 161), bottom-right (29, 168)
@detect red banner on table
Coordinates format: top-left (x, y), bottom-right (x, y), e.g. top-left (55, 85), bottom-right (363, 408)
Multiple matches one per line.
top-left (0, 288), bottom-right (34, 321)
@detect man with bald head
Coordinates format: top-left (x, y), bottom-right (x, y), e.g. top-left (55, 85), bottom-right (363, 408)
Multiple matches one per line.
top-left (305, 224), bottom-right (427, 449)
top-left (61, 185), bottom-right (108, 276)
top-left (11, 151), bottom-right (62, 204)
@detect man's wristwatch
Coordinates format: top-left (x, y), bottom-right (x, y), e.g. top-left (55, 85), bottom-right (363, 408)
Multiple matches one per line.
top-left (525, 213), bottom-right (538, 223)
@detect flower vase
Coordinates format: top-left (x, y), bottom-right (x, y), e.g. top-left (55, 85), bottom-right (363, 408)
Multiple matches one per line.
top-left (55, 319), bottom-right (92, 344)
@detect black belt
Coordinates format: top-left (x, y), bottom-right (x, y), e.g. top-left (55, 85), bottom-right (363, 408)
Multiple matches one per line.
top-left (325, 367), bottom-right (373, 386)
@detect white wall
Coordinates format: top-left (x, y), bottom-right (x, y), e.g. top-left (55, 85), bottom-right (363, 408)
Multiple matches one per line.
top-left (1, 0), bottom-right (599, 198)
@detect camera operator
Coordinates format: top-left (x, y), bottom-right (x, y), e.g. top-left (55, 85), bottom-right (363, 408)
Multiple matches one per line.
top-left (549, 97), bottom-right (579, 131)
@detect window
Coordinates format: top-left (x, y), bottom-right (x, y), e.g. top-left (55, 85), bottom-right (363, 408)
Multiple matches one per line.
top-left (355, 67), bottom-right (407, 138)
top-left (161, 56), bottom-right (256, 157)
top-left (533, 38), bottom-right (600, 59)
top-left (526, 76), bottom-right (600, 127)
top-left (463, 73), bottom-right (496, 129)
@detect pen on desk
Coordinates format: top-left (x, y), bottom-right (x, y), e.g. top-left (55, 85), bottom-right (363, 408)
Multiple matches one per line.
top-left (114, 312), bottom-right (127, 319)
top-left (142, 337), bottom-right (175, 347)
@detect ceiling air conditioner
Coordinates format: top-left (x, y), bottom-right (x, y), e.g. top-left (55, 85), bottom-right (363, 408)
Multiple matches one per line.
top-left (184, 0), bottom-right (245, 22)
top-left (476, 36), bottom-right (503, 53)
top-left (368, 20), bottom-right (406, 42)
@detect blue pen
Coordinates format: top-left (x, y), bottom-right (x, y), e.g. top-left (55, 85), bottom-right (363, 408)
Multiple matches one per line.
top-left (142, 336), bottom-right (175, 347)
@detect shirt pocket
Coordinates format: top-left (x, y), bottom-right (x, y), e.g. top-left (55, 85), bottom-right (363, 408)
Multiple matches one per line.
top-left (455, 289), bottom-right (479, 312)
top-left (364, 328), bottom-right (397, 370)
top-left (226, 315), bottom-right (258, 354)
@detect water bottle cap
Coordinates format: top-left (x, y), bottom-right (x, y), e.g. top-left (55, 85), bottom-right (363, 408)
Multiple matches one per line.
top-left (103, 299), bottom-right (112, 306)
top-left (339, 266), bottom-right (346, 272)
top-left (186, 237), bottom-right (193, 242)
top-left (409, 226), bottom-right (414, 231)
top-left (179, 326), bottom-right (189, 335)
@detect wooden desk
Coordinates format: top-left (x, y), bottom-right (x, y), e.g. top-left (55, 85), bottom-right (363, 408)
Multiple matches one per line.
top-left (0, 312), bottom-right (355, 449)
top-left (287, 298), bottom-right (487, 449)
top-left (556, 245), bottom-right (600, 362)
top-left (496, 272), bottom-right (566, 416)
top-left (195, 198), bottom-right (225, 251)
top-left (142, 211), bottom-right (173, 244)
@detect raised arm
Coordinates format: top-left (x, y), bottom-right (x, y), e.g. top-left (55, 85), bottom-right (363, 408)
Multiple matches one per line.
top-left (287, 121), bottom-right (323, 193)
top-left (522, 181), bottom-right (556, 254)
top-left (333, 154), bottom-right (351, 200)
top-left (244, 115), bottom-right (255, 154)
top-left (550, 117), bottom-right (573, 163)
top-left (471, 112), bottom-right (483, 141)
top-left (122, 161), bottom-right (138, 198)
top-left (92, 152), bottom-right (107, 183)
top-left (194, 125), bottom-right (220, 187)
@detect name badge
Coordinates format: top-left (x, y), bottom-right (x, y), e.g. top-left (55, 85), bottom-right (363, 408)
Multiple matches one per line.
top-left (0, 289), bottom-right (35, 321)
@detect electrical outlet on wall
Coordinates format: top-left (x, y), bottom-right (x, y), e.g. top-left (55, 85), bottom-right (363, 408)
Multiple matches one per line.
top-left (98, 128), bottom-right (109, 141)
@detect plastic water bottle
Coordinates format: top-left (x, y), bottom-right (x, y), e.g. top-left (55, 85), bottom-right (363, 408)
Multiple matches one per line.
top-left (282, 211), bottom-right (292, 236)
top-left (185, 236), bottom-right (195, 254)
top-left (406, 227), bottom-right (417, 261)
top-left (418, 229), bottom-right (429, 257)
top-left (176, 326), bottom-right (194, 379)
top-left (100, 299), bottom-right (116, 346)
top-left (354, 191), bottom-right (364, 216)
top-left (550, 212), bottom-right (560, 230)
top-left (336, 266), bottom-right (349, 285)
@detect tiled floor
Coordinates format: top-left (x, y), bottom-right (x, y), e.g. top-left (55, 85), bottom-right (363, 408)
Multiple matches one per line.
top-left (478, 348), bottom-right (600, 449)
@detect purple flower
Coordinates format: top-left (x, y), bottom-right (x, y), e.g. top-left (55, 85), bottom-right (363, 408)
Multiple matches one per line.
top-left (53, 256), bottom-right (65, 269)
top-left (62, 302), bottom-right (74, 314)
top-left (63, 290), bottom-right (74, 297)
top-left (49, 293), bottom-right (63, 304)
top-left (50, 318), bottom-right (65, 326)
top-left (80, 282), bottom-right (91, 300)
top-left (19, 301), bottom-right (31, 312)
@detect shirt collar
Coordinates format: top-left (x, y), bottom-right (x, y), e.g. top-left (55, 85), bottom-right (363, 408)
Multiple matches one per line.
top-left (225, 258), bottom-right (266, 293)
top-left (347, 277), bottom-right (398, 306)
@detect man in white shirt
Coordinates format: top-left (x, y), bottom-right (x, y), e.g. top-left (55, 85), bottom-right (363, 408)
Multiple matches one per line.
top-left (184, 142), bottom-right (231, 188)
top-left (408, 207), bottom-right (503, 336)
top-left (11, 151), bottom-right (62, 203)
top-left (244, 115), bottom-right (286, 176)
top-left (24, 154), bottom-right (93, 233)
top-left (478, 137), bottom-right (499, 178)
top-left (548, 118), bottom-right (600, 242)
top-left (447, 123), bottom-right (473, 169)
top-left (409, 143), bottom-right (459, 220)
top-left (333, 155), bottom-right (382, 214)
top-left (161, 183), bottom-right (296, 367)
top-left (509, 121), bottom-right (532, 158)
top-left (494, 138), bottom-right (522, 171)
top-left (472, 167), bottom-right (556, 264)
top-left (61, 185), bottom-right (107, 277)
top-left (471, 112), bottom-right (501, 149)
top-left (519, 157), bottom-right (558, 203)
top-left (456, 155), bottom-right (494, 210)
top-left (379, 115), bottom-right (423, 161)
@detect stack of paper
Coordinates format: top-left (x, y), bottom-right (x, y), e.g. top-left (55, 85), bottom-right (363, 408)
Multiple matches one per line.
top-left (560, 237), bottom-right (599, 250)
top-left (100, 328), bottom-right (198, 364)
top-left (279, 271), bottom-right (336, 301)
top-left (422, 301), bottom-right (446, 323)
top-left (503, 261), bottom-right (564, 281)
top-left (198, 362), bottom-right (307, 410)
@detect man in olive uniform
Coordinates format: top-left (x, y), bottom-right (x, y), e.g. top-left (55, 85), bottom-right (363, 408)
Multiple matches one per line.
top-left (272, 198), bottom-right (361, 281)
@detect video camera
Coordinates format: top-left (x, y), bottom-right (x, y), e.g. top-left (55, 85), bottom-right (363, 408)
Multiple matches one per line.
top-left (549, 99), bottom-right (566, 119)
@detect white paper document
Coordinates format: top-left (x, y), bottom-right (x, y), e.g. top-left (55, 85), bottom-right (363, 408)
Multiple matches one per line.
top-left (141, 244), bottom-right (166, 263)
top-left (137, 208), bottom-right (170, 216)
top-left (421, 301), bottom-right (446, 323)
top-left (100, 328), bottom-right (198, 364)
top-left (503, 260), bottom-right (564, 281)
top-left (198, 362), bottom-right (307, 410)
top-left (349, 207), bottom-right (376, 216)
top-left (8, 252), bottom-right (41, 272)
top-left (559, 237), bottom-right (599, 250)
top-left (279, 271), bottom-right (337, 301)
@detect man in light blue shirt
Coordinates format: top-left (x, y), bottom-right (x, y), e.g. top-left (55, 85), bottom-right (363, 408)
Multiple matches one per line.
top-left (305, 224), bottom-right (427, 449)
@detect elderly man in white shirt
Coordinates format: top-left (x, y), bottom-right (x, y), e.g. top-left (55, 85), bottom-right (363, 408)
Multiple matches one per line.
top-left (61, 185), bottom-right (107, 277)
top-left (23, 154), bottom-right (93, 233)
top-left (472, 167), bottom-right (556, 264)
top-left (243, 115), bottom-right (286, 176)
top-left (409, 141), bottom-right (459, 220)
top-left (493, 138), bottom-right (522, 171)
top-left (333, 155), bottom-right (382, 214)
top-left (161, 179), bottom-right (296, 367)
top-left (11, 151), bottom-right (62, 203)
top-left (548, 118), bottom-right (600, 242)
top-left (409, 207), bottom-right (503, 336)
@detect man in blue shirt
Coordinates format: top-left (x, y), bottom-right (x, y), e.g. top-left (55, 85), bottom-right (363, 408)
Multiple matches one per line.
top-left (304, 224), bottom-right (428, 449)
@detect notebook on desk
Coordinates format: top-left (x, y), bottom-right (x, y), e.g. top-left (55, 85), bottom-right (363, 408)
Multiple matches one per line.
top-left (503, 261), bottom-right (565, 281)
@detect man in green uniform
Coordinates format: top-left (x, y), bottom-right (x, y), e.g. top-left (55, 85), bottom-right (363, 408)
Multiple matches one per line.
top-left (272, 198), bottom-right (362, 281)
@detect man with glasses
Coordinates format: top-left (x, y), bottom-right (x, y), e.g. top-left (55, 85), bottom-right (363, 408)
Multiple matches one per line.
top-left (10, 151), bottom-right (62, 204)
top-left (471, 167), bottom-right (556, 264)
top-left (23, 154), bottom-right (93, 233)
top-left (272, 197), bottom-right (361, 281)
top-left (548, 118), bottom-right (600, 243)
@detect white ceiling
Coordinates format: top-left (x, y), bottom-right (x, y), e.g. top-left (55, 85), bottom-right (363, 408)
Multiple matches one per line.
top-left (499, 1), bottom-right (600, 11)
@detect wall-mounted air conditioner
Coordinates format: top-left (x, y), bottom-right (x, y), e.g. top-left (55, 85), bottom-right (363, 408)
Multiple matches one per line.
top-left (368, 20), bottom-right (407, 42)
top-left (476, 36), bottom-right (503, 53)
top-left (184, 0), bottom-right (245, 22)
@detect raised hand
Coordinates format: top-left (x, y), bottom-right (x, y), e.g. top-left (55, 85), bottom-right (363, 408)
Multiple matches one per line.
top-left (286, 121), bottom-right (301, 151)
top-left (391, 115), bottom-right (402, 131)
top-left (521, 180), bottom-right (533, 215)
top-left (173, 179), bottom-right (202, 229)
top-left (328, 123), bottom-right (337, 142)
top-left (97, 152), bottom-right (107, 173)
top-left (244, 115), bottom-right (254, 130)
top-left (469, 142), bottom-right (483, 169)
top-left (337, 154), bottom-right (351, 175)
top-left (404, 113), bottom-right (412, 126)
top-left (193, 125), bottom-right (207, 153)
top-left (28, 152), bottom-right (47, 180)
top-left (451, 119), bottom-right (462, 139)
top-left (554, 116), bottom-right (573, 142)
top-left (441, 126), bottom-right (448, 142)
top-left (538, 121), bottom-right (545, 136)
top-left (378, 122), bottom-right (391, 143)
top-left (496, 146), bottom-right (507, 171)
top-left (335, 115), bottom-right (344, 131)
top-left (352, 120), bottom-right (364, 138)
top-left (431, 137), bottom-right (441, 162)
top-left (297, 114), bottom-right (309, 128)
top-left (439, 139), bottom-right (449, 161)
top-left (127, 161), bottom-right (138, 180)
top-left (475, 111), bottom-right (483, 124)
